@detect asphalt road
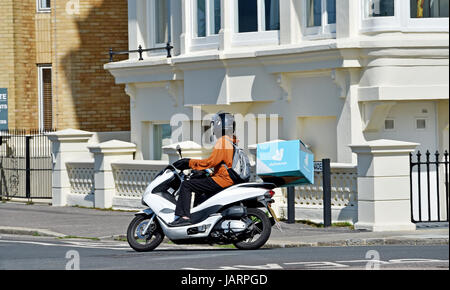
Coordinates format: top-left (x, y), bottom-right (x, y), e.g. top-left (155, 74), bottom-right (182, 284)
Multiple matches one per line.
top-left (0, 235), bottom-right (448, 270)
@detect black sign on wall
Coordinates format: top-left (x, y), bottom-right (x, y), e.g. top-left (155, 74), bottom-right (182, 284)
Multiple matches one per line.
top-left (0, 88), bottom-right (7, 130)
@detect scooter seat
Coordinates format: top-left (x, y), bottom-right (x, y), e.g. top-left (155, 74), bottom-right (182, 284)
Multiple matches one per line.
top-left (235, 182), bottom-right (277, 190)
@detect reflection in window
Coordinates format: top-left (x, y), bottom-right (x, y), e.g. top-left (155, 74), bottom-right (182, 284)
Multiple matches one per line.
top-left (307, 0), bottom-right (322, 27)
top-left (265, 0), bottom-right (280, 31)
top-left (410, 0), bottom-right (449, 18)
top-left (197, 0), bottom-right (206, 37)
top-left (239, 0), bottom-right (258, 32)
top-left (327, 0), bottom-right (336, 24)
top-left (214, 0), bottom-right (221, 34)
top-left (155, 0), bottom-right (169, 44)
top-left (368, 0), bottom-right (395, 17)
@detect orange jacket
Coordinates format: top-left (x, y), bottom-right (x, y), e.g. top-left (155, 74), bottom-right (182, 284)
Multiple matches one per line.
top-left (188, 136), bottom-right (235, 188)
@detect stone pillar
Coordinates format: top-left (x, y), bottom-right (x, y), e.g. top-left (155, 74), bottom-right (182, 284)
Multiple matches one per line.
top-left (350, 140), bottom-right (419, 232)
top-left (47, 129), bottom-right (94, 206)
top-left (88, 140), bottom-right (136, 209)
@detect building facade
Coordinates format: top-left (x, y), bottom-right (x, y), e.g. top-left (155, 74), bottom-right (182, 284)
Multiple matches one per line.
top-left (105, 0), bottom-right (449, 164)
top-left (0, 0), bottom-right (130, 132)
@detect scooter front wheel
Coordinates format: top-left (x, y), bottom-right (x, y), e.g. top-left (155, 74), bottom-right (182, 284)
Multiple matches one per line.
top-left (234, 208), bottom-right (271, 250)
top-left (127, 215), bottom-right (164, 252)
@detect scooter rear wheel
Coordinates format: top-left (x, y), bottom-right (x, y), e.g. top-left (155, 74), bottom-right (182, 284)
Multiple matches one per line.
top-left (127, 215), bottom-right (164, 252)
top-left (234, 208), bottom-right (271, 250)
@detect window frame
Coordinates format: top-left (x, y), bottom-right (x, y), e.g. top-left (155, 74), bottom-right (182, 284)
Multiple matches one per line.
top-left (360, 0), bottom-right (449, 33)
top-left (191, 0), bottom-right (221, 51)
top-left (360, 0), bottom-right (402, 33)
top-left (36, 0), bottom-right (51, 13)
top-left (37, 65), bottom-right (52, 131)
top-left (404, 0), bottom-right (449, 32)
top-left (302, 0), bottom-right (337, 39)
top-left (230, 0), bottom-right (280, 47)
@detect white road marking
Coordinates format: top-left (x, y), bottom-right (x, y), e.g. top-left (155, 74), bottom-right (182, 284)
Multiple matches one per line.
top-left (283, 261), bottom-right (349, 269)
top-left (0, 239), bottom-right (129, 251)
top-left (182, 259), bottom-right (449, 270)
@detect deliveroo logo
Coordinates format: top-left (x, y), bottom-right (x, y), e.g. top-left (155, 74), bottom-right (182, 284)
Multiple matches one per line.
top-left (272, 148), bottom-right (284, 161)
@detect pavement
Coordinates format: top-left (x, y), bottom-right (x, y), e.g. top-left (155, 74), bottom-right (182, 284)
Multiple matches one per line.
top-left (0, 201), bottom-right (448, 248)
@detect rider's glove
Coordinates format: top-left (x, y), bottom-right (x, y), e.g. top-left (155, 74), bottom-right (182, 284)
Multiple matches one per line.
top-left (173, 158), bottom-right (191, 171)
top-left (190, 170), bottom-right (207, 179)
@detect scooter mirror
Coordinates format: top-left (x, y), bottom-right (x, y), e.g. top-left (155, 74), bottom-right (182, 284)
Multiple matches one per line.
top-left (176, 145), bottom-right (182, 158)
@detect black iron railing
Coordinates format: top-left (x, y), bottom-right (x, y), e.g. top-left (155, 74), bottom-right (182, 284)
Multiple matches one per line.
top-left (0, 129), bottom-right (56, 200)
top-left (109, 43), bottom-right (173, 62)
top-left (410, 150), bottom-right (449, 223)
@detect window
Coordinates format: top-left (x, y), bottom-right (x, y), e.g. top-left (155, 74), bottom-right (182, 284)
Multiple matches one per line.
top-left (362, 0), bottom-right (448, 33)
top-left (304, 0), bottom-right (336, 37)
top-left (384, 119), bottom-right (395, 131)
top-left (416, 119), bottom-right (427, 130)
top-left (195, 0), bottom-right (221, 37)
top-left (149, 0), bottom-right (170, 49)
top-left (410, 0), bottom-right (449, 18)
top-left (237, 0), bottom-right (280, 33)
top-left (153, 124), bottom-right (172, 160)
top-left (155, 0), bottom-right (170, 44)
top-left (37, 0), bottom-right (51, 12)
top-left (231, 0), bottom-right (280, 46)
top-left (191, 0), bottom-right (221, 50)
top-left (38, 65), bottom-right (52, 130)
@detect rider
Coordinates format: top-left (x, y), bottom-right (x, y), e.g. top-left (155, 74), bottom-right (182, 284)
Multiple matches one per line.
top-left (169, 112), bottom-right (237, 227)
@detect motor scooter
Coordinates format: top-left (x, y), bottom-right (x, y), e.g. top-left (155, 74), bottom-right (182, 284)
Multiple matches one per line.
top-left (126, 147), bottom-right (278, 252)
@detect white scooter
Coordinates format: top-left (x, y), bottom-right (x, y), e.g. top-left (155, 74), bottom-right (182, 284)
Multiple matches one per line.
top-left (126, 148), bottom-right (278, 252)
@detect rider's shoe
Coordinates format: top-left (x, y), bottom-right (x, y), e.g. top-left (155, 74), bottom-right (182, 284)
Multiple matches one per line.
top-left (169, 217), bottom-right (192, 227)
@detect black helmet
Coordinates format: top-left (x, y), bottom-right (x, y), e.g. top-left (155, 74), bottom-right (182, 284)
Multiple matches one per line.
top-left (211, 112), bottom-right (235, 138)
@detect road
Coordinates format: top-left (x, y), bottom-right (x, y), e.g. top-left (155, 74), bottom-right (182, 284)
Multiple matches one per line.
top-left (0, 235), bottom-right (448, 270)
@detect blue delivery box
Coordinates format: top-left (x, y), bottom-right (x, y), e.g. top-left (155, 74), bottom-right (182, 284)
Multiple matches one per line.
top-left (256, 140), bottom-right (314, 187)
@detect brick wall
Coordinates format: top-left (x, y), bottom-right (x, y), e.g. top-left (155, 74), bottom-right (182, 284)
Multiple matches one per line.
top-left (1, 0), bottom-right (130, 132)
top-left (13, 0), bottom-right (39, 129)
top-left (0, 0), bottom-right (38, 129)
top-left (0, 0), bottom-right (15, 128)
top-left (52, 0), bottom-right (130, 132)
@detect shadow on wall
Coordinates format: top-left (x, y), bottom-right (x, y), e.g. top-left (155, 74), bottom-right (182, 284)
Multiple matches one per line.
top-left (59, 0), bottom-right (130, 132)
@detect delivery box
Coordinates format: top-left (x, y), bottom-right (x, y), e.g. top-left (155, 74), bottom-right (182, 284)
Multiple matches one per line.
top-left (256, 140), bottom-right (314, 187)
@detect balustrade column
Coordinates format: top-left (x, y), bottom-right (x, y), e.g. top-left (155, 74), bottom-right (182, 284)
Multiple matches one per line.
top-left (88, 140), bottom-right (136, 209)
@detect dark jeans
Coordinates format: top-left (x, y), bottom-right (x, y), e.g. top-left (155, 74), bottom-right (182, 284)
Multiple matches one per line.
top-left (175, 177), bottom-right (223, 218)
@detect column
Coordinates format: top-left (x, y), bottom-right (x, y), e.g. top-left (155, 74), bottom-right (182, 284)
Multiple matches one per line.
top-left (47, 129), bottom-right (94, 206)
top-left (350, 140), bottom-right (419, 231)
